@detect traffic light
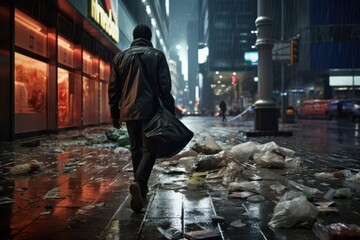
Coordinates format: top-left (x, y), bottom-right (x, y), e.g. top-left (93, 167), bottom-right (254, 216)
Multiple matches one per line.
top-left (289, 38), bottom-right (299, 65)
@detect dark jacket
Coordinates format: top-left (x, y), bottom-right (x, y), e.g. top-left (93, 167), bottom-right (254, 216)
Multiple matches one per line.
top-left (108, 38), bottom-right (175, 121)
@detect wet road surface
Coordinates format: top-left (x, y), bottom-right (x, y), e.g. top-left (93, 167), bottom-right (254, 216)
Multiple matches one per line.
top-left (1, 117), bottom-right (360, 239)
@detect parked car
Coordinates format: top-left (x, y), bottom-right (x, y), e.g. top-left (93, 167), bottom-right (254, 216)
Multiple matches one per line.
top-left (296, 99), bottom-right (333, 119)
top-left (325, 99), bottom-right (360, 121)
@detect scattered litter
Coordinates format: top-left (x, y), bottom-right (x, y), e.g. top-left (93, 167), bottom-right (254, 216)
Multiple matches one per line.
top-left (43, 187), bottom-right (65, 199)
top-left (228, 181), bottom-right (259, 192)
top-left (157, 226), bottom-right (182, 240)
top-left (248, 174), bottom-right (262, 181)
top-left (83, 205), bottom-right (95, 210)
top-left (193, 154), bottom-right (223, 172)
top-left (211, 215), bottom-right (224, 223)
top-left (186, 177), bottom-right (205, 189)
top-left (288, 180), bottom-right (322, 196)
top-left (284, 157), bottom-right (302, 168)
top-left (113, 147), bottom-right (130, 154)
top-left (247, 195), bottom-right (265, 203)
top-left (191, 136), bottom-right (223, 154)
top-left (9, 160), bottom-right (45, 175)
top-left (228, 191), bottom-right (255, 199)
top-left (324, 188), bottom-right (351, 200)
top-left (229, 141), bottom-right (259, 161)
top-left (314, 201), bottom-right (334, 208)
top-left (40, 211), bottom-right (51, 215)
top-left (16, 187), bottom-right (28, 192)
top-left (50, 149), bottom-right (65, 153)
top-left (184, 229), bottom-right (220, 239)
top-left (270, 183), bottom-right (287, 194)
top-left (254, 151), bottom-right (285, 169)
top-left (279, 190), bottom-right (304, 202)
top-left (317, 207), bottom-right (339, 215)
top-left (268, 196), bottom-right (318, 228)
top-left (230, 219), bottom-right (246, 228)
top-left (62, 166), bottom-right (77, 173)
top-left (95, 202), bottom-right (105, 207)
top-left (313, 222), bottom-right (360, 240)
top-left (0, 197), bottom-right (15, 204)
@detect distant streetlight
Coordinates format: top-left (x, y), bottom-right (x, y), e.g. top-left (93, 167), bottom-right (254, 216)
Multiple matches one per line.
top-left (176, 44), bottom-right (182, 50)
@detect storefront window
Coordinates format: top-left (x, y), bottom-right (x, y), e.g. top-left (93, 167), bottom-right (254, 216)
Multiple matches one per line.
top-left (15, 53), bottom-right (47, 114)
top-left (83, 77), bottom-right (99, 125)
top-left (99, 60), bottom-right (110, 123)
top-left (58, 68), bottom-right (75, 127)
top-left (15, 9), bottom-right (47, 58)
top-left (100, 60), bottom-right (110, 80)
top-left (58, 36), bottom-right (74, 68)
top-left (83, 50), bottom-right (94, 75)
top-left (14, 53), bottom-right (48, 133)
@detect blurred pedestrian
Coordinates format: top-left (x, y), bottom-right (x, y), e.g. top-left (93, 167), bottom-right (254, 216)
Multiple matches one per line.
top-left (337, 100), bottom-right (343, 119)
top-left (219, 100), bottom-right (227, 121)
top-left (108, 24), bottom-right (175, 213)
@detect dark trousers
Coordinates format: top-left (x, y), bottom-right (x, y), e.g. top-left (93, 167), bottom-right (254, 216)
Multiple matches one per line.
top-left (126, 120), bottom-right (157, 189)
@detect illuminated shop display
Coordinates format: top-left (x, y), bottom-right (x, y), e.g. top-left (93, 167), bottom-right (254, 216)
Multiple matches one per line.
top-left (57, 36), bottom-right (75, 127)
top-left (83, 77), bottom-right (99, 125)
top-left (15, 9), bottom-right (47, 57)
top-left (100, 60), bottom-right (110, 123)
top-left (58, 68), bottom-right (75, 127)
top-left (14, 53), bottom-right (47, 114)
top-left (58, 36), bottom-right (74, 68)
top-left (82, 51), bottom-right (99, 125)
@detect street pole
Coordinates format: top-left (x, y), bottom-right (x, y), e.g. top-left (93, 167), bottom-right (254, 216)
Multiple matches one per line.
top-left (280, 0), bottom-right (286, 123)
top-left (254, 0), bottom-right (278, 132)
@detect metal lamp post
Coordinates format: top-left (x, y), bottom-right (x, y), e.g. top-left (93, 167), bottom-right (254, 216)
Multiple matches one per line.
top-left (254, 0), bottom-right (278, 132)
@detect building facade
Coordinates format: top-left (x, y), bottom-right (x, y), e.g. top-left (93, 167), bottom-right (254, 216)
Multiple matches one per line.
top-left (0, 0), bottom-right (169, 141)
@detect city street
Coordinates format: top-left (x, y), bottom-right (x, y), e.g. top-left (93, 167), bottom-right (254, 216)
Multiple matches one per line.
top-left (1, 116), bottom-right (360, 239)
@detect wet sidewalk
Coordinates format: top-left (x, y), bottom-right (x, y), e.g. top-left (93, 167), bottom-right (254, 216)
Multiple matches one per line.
top-left (1, 118), bottom-right (360, 240)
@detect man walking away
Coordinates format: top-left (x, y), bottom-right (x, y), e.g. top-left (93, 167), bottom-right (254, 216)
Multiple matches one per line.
top-left (108, 25), bottom-right (175, 213)
top-left (219, 100), bottom-right (227, 121)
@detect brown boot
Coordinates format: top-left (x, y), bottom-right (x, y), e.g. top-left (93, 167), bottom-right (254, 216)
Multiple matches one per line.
top-left (129, 182), bottom-right (144, 213)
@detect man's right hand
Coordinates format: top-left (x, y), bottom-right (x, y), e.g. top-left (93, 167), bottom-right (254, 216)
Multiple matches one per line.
top-left (112, 119), bottom-right (121, 129)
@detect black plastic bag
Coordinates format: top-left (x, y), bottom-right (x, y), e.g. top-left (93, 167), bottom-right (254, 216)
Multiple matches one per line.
top-left (143, 107), bottom-right (194, 158)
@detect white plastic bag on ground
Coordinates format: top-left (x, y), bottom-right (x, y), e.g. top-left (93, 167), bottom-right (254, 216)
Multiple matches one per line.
top-left (191, 136), bottom-right (222, 154)
top-left (193, 154), bottom-right (223, 172)
top-left (288, 180), bottom-right (322, 196)
top-left (268, 196), bottom-right (319, 228)
top-left (221, 162), bottom-right (243, 187)
top-left (229, 141), bottom-right (259, 161)
top-left (254, 151), bottom-right (285, 169)
top-left (284, 157), bottom-right (302, 168)
top-left (228, 181), bottom-right (260, 192)
top-left (257, 141), bottom-right (295, 158)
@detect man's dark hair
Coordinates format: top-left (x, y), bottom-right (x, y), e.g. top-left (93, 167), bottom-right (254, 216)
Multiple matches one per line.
top-left (133, 24), bottom-right (152, 41)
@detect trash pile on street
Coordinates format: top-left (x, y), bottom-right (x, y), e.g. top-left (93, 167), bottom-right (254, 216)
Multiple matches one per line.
top-left (1, 127), bottom-right (360, 239)
top-left (153, 135), bottom-right (360, 239)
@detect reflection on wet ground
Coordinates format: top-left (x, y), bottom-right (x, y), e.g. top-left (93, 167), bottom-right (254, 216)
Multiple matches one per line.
top-left (1, 118), bottom-right (360, 239)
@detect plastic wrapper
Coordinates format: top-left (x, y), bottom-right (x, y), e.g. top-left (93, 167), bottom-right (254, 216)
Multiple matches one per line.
top-left (254, 151), bottom-right (285, 169)
top-left (284, 157), bottom-right (302, 168)
top-left (288, 180), bottom-right (322, 196)
top-left (324, 188), bottom-right (351, 200)
top-left (229, 141), bottom-right (259, 161)
top-left (221, 162), bottom-right (243, 187)
top-left (257, 141), bottom-right (295, 158)
top-left (9, 160), bottom-right (45, 175)
top-left (191, 136), bottom-right (222, 154)
top-left (228, 181), bottom-right (260, 192)
top-left (268, 196), bottom-right (318, 228)
top-left (313, 222), bottom-right (360, 240)
top-left (193, 153), bottom-right (223, 172)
